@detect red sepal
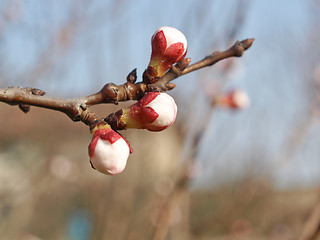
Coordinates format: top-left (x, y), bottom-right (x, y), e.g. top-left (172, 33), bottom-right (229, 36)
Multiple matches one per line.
top-left (140, 92), bottom-right (160, 106)
top-left (88, 136), bottom-right (99, 158)
top-left (165, 42), bottom-right (185, 62)
top-left (99, 129), bottom-right (122, 144)
top-left (146, 125), bottom-right (168, 132)
top-left (129, 92), bottom-right (160, 126)
top-left (89, 128), bottom-right (132, 158)
top-left (140, 106), bottom-right (159, 124)
top-left (151, 30), bottom-right (167, 57)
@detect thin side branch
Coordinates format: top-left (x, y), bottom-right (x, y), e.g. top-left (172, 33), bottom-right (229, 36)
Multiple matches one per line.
top-left (182, 38), bottom-right (254, 74)
top-left (0, 39), bottom-right (254, 128)
top-left (299, 201), bottom-right (320, 240)
top-left (152, 38), bottom-right (254, 91)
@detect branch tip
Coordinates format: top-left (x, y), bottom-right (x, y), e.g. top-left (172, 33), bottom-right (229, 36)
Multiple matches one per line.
top-left (166, 83), bottom-right (176, 90)
top-left (126, 68), bottom-right (137, 83)
top-left (241, 38), bottom-right (255, 50)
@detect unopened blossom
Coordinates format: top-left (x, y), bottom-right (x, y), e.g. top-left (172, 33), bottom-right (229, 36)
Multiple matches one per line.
top-left (145, 26), bottom-right (187, 82)
top-left (88, 123), bottom-right (132, 175)
top-left (107, 92), bottom-right (178, 132)
top-left (216, 89), bottom-right (250, 109)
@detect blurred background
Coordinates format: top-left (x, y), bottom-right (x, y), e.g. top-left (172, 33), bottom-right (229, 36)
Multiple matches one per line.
top-left (0, 0), bottom-right (320, 239)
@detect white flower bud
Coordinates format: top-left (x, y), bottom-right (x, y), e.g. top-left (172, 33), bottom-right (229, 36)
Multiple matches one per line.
top-left (152, 26), bottom-right (188, 57)
top-left (88, 125), bottom-right (132, 175)
top-left (217, 89), bottom-right (250, 109)
top-left (117, 92), bottom-right (177, 131)
top-left (144, 92), bottom-right (177, 131)
top-left (230, 89), bottom-right (250, 109)
top-left (145, 26), bottom-right (188, 82)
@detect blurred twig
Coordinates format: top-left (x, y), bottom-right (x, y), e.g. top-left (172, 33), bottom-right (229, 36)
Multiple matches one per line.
top-left (299, 201), bottom-right (320, 240)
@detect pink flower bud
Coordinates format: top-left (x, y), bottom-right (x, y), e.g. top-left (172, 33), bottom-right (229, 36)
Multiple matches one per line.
top-left (88, 124), bottom-right (132, 175)
top-left (124, 92), bottom-right (177, 131)
top-left (145, 26), bottom-right (187, 81)
top-left (217, 89), bottom-right (250, 109)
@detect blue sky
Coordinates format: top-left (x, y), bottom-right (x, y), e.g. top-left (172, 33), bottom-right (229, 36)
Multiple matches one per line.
top-left (0, 0), bottom-right (319, 188)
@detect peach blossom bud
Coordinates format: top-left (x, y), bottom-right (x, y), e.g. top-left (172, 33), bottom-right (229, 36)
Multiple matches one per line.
top-left (145, 26), bottom-right (187, 82)
top-left (217, 89), bottom-right (250, 109)
top-left (88, 124), bottom-right (132, 175)
top-left (122, 92), bottom-right (177, 131)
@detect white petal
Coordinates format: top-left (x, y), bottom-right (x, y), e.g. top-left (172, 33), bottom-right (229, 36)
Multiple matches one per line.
top-left (91, 138), bottom-right (129, 175)
top-left (233, 90), bottom-right (250, 109)
top-left (146, 93), bottom-right (177, 127)
top-left (156, 26), bottom-right (187, 55)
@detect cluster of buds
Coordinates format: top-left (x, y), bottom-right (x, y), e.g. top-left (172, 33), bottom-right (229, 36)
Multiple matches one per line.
top-left (144, 26), bottom-right (188, 83)
top-left (87, 26), bottom-right (250, 176)
top-left (88, 92), bottom-right (177, 175)
top-left (214, 89), bottom-right (250, 110)
top-left (88, 26), bottom-right (186, 175)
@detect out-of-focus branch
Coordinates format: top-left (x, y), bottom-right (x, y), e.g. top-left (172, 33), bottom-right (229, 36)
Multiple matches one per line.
top-left (299, 201), bottom-right (320, 240)
top-left (0, 39), bottom-right (254, 128)
top-left (150, 41), bottom-right (253, 240)
top-left (151, 160), bottom-right (194, 240)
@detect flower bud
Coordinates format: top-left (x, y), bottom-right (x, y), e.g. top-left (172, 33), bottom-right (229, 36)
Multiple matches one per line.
top-left (108, 92), bottom-right (177, 132)
top-left (145, 26), bottom-right (187, 82)
top-left (216, 89), bottom-right (250, 109)
top-left (88, 123), bottom-right (132, 175)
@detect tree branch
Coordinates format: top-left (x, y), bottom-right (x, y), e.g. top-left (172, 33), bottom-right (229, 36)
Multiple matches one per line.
top-left (0, 39), bottom-right (254, 128)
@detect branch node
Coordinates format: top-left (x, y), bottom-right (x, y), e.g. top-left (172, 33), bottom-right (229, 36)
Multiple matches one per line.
top-left (176, 58), bottom-right (191, 71)
top-left (147, 84), bottom-right (163, 93)
top-left (105, 109), bottom-right (126, 130)
top-left (233, 39), bottom-right (255, 57)
top-left (80, 109), bottom-right (99, 127)
top-left (142, 67), bottom-right (160, 84)
top-left (100, 83), bottom-right (119, 103)
top-left (17, 87), bottom-right (46, 113)
top-left (124, 82), bottom-right (147, 100)
top-left (31, 88), bottom-right (46, 96)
